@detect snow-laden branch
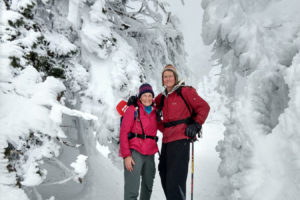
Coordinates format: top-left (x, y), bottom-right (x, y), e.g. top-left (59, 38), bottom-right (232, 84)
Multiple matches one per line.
top-left (50, 104), bottom-right (98, 124)
top-left (70, 154), bottom-right (88, 183)
top-left (50, 157), bottom-right (76, 176)
top-left (31, 76), bottom-right (98, 125)
top-left (41, 157), bottom-right (77, 185)
top-left (42, 176), bottom-right (73, 186)
top-left (43, 155), bottom-right (88, 185)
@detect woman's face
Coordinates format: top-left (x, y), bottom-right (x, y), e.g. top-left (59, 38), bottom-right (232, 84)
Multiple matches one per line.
top-left (140, 92), bottom-right (153, 106)
top-left (163, 70), bottom-right (176, 90)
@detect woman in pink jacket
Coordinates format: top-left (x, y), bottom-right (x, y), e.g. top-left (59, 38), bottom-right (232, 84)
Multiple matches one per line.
top-left (120, 83), bottom-right (159, 200)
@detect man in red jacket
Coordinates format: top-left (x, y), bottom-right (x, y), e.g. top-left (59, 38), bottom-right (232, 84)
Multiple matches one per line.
top-left (155, 64), bottom-right (210, 200)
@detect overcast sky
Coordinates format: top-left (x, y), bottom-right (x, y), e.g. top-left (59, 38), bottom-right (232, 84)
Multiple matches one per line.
top-left (168, 1), bottom-right (212, 81)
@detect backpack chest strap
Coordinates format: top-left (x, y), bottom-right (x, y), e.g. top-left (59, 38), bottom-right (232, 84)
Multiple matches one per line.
top-left (128, 132), bottom-right (158, 142)
top-left (160, 86), bottom-right (194, 128)
top-left (163, 117), bottom-right (193, 128)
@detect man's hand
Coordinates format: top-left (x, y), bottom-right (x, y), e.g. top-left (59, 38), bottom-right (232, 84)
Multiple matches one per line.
top-left (185, 123), bottom-right (202, 139)
top-left (124, 156), bottom-right (135, 172)
top-left (127, 96), bottom-right (138, 107)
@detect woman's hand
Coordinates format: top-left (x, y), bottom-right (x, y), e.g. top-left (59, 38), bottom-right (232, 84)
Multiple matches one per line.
top-left (124, 156), bottom-right (135, 172)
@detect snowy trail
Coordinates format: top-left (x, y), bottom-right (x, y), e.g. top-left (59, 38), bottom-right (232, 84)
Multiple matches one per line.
top-left (189, 121), bottom-right (225, 200)
top-left (151, 120), bottom-right (225, 200)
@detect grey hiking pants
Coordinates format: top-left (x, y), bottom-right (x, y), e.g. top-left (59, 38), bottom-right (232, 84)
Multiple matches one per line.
top-left (124, 149), bottom-right (156, 200)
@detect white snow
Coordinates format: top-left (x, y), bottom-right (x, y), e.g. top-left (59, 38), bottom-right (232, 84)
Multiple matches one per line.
top-left (18, 30), bottom-right (41, 48)
top-left (0, 185), bottom-right (29, 200)
top-left (10, 0), bottom-right (34, 11)
top-left (202, 0), bottom-right (300, 199)
top-left (70, 154), bottom-right (88, 181)
top-left (44, 33), bottom-right (77, 55)
top-left (0, 41), bottom-right (23, 81)
top-left (80, 21), bottom-right (114, 59)
top-left (0, 9), bottom-right (23, 26)
top-left (67, 0), bottom-right (83, 28)
top-left (96, 142), bottom-right (110, 158)
top-left (89, 0), bottom-right (107, 23)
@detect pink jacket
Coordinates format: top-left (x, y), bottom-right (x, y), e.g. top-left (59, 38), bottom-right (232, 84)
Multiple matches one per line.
top-left (119, 101), bottom-right (159, 158)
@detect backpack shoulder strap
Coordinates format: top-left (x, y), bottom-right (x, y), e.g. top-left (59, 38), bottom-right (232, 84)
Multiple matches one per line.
top-left (134, 107), bottom-right (138, 120)
top-left (177, 86), bottom-right (192, 115)
top-left (137, 107), bottom-right (146, 137)
top-left (160, 94), bottom-right (165, 109)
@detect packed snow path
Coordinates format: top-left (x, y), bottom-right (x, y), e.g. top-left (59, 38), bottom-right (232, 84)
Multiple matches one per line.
top-left (150, 120), bottom-right (225, 200)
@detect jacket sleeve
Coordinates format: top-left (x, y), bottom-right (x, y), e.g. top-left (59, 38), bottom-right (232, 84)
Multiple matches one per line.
top-left (155, 93), bottom-right (162, 107)
top-left (155, 93), bottom-right (164, 132)
top-left (183, 87), bottom-right (210, 125)
top-left (157, 121), bottom-right (164, 133)
top-left (119, 106), bottom-right (135, 158)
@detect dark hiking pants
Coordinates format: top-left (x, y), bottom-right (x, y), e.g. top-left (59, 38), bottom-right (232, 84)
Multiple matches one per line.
top-left (158, 139), bottom-right (190, 200)
top-left (124, 149), bottom-right (156, 200)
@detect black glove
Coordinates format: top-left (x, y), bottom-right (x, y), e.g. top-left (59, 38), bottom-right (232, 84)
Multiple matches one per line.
top-left (185, 123), bottom-right (202, 139)
top-left (156, 109), bottom-right (162, 122)
top-left (127, 95), bottom-right (138, 107)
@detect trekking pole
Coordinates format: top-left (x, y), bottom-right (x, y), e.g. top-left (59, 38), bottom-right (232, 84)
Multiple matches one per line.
top-left (191, 139), bottom-right (194, 200)
top-left (191, 129), bottom-right (201, 199)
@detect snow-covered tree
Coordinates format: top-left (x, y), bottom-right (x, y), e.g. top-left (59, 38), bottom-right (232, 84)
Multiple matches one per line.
top-left (202, 0), bottom-right (300, 199)
top-left (105, 0), bottom-right (188, 85)
top-left (0, 0), bottom-right (100, 198)
top-left (1, 0), bottom-right (187, 199)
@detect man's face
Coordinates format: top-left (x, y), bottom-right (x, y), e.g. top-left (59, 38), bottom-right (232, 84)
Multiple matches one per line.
top-left (163, 70), bottom-right (176, 89)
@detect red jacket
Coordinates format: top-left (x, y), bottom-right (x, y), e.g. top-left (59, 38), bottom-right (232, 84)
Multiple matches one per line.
top-left (119, 101), bottom-right (159, 158)
top-left (155, 84), bottom-right (210, 143)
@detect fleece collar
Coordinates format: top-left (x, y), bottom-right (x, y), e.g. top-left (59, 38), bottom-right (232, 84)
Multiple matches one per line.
top-left (162, 80), bottom-right (185, 97)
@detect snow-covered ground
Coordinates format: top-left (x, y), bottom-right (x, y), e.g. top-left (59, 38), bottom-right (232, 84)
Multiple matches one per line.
top-left (189, 121), bottom-right (224, 200)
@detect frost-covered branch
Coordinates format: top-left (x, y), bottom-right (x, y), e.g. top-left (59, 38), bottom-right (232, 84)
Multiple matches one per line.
top-left (45, 155), bottom-right (87, 185)
top-left (49, 103), bottom-right (98, 124)
top-left (49, 157), bottom-right (76, 177)
top-left (55, 137), bottom-right (82, 148)
top-left (42, 176), bottom-right (73, 186)
top-left (128, 1), bottom-right (145, 17)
